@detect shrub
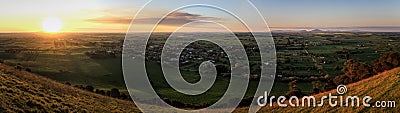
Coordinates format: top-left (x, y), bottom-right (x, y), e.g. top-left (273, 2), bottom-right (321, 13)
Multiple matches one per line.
top-left (73, 85), bottom-right (84, 90)
top-left (286, 80), bottom-right (304, 97)
top-left (25, 68), bottom-right (32, 72)
top-left (311, 81), bottom-right (322, 94)
top-left (119, 93), bottom-right (128, 99)
top-left (85, 85), bottom-right (94, 92)
top-left (14, 64), bottom-right (23, 70)
top-left (98, 90), bottom-right (105, 95)
top-left (110, 88), bottom-right (120, 98)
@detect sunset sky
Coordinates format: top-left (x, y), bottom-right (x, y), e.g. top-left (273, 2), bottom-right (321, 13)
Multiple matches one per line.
top-left (0, 0), bottom-right (399, 32)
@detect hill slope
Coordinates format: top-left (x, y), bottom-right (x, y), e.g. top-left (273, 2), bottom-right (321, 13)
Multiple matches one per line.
top-left (0, 64), bottom-right (140, 112)
top-left (1, 62), bottom-right (398, 112)
top-left (236, 67), bottom-right (400, 112)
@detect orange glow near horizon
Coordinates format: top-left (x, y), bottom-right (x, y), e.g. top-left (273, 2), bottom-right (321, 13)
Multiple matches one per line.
top-left (0, 1), bottom-right (399, 33)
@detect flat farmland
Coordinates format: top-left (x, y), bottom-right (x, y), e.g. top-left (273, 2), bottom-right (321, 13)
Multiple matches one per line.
top-left (0, 32), bottom-right (398, 105)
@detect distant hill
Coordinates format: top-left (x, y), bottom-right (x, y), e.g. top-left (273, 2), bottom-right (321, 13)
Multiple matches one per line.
top-left (236, 67), bottom-right (400, 112)
top-left (310, 29), bottom-right (324, 32)
top-left (0, 64), bottom-right (140, 112)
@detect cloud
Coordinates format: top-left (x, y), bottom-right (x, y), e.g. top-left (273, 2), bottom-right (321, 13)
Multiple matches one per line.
top-left (86, 11), bottom-right (220, 26)
top-left (86, 16), bottom-right (132, 24)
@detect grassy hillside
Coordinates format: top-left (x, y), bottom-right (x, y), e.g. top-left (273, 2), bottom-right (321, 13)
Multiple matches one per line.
top-left (236, 67), bottom-right (400, 112)
top-left (1, 60), bottom-right (398, 112)
top-left (0, 64), bottom-right (140, 112)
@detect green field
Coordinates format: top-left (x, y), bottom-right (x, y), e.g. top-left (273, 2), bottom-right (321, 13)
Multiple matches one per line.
top-left (0, 32), bottom-right (399, 105)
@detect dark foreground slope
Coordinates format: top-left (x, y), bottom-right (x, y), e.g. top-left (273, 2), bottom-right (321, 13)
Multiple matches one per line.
top-left (0, 64), bottom-right (140, 112)
top-left (235, 67), bottom-right (400, 112)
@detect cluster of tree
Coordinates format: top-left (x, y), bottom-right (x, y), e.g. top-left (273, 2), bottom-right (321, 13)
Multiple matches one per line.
top-left (84, 50), bottom-right (117, 59)
top-left (334, 48), bottom-right (351, 59)
top-left (335, 59), bottom-right (373, 84)
top-left (4, 48), bottom-right (23, 54)
top-left (95, 88), bottom-right (130, 100)
top-left (287, 52), bottom-right (399, 97)
top-left (160, 97), bottom-right (256, 109)
top-left (13, 63), bottom-right (32, 72)
top-left (66, 83), bottom-right (130, 100)
top-left (327, 52), bottom-right (399, 90)
top-left (279, 75), bottom-right (326, 82)
top-left (161, 98), bottom-right (211, 109)
top-left (371, 52), bottom-right (400, 73)
top-left (285, 80), bottom-right (305, 97)
top-left (311, 81), bottom-right (321, 94)
top-left (335, 52), bottom-right (399, 85)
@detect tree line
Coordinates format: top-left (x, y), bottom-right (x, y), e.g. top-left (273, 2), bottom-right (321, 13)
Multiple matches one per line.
top-left (65, 83), bottom-right (131, 100)
top-left (287, 52), bottom-right (400, 97)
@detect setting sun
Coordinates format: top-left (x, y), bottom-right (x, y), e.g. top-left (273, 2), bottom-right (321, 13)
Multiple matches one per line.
top-left (42, 16), bottom-right (63, 33)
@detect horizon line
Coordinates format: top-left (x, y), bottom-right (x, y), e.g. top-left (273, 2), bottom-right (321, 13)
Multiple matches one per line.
top-left (1, 26), bottom-right (400, 33)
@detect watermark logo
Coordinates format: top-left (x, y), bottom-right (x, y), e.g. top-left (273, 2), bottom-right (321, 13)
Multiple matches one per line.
top-left (257, 84), bottom-right (396, 108)
top-left (122, 0), bottom-right (276, 112)
top-left (336, 84), bottom-right (347, 95)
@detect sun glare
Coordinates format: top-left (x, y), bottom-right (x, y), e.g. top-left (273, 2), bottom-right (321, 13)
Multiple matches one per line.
top-left (42, 16), bottom-right (63, 33)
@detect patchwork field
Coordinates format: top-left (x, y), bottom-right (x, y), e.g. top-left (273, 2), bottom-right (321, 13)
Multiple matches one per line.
top-left (0, 32), bottom-right (399, 106)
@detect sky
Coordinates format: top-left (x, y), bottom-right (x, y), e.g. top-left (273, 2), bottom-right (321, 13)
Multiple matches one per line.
top-left (0, 0), bottom-right (399, 32)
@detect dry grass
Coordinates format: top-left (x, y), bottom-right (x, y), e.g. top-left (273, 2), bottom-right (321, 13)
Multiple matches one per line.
top-left (235, 67), bottom-right (400, 113)
top-left (0, 64), bottom-right (140, 112)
